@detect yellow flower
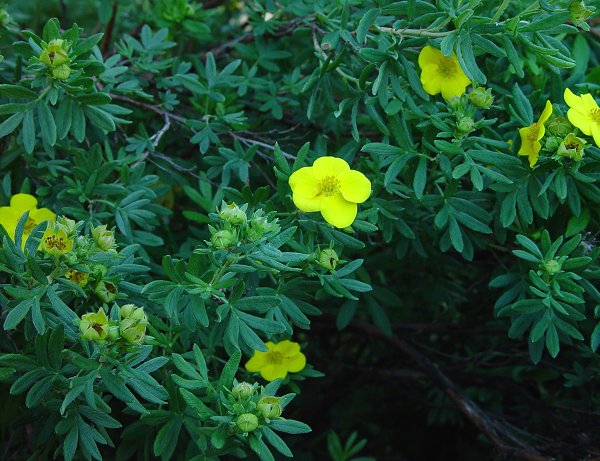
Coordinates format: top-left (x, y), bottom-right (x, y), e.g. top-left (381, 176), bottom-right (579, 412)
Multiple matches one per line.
top-left (79, 309), bottom-right (109, 342)
top-left (245, 340), bottom-right (306, 381)
top-left (518, 100), bottom-right (553, 167)
top-left (41, 223), bottom-right (73, 256)
top-left (418, 46), bottom-right (471, 99)
top-left (288, 157), bottom-right (371, 229)
top-left (0, 193), bottom-right (55, 244)
top-left (564, 88), bottom-right (600, 147)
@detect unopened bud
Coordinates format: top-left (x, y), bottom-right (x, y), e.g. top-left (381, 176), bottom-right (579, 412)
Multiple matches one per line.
top-left (257, 397), bottom-right (282, 419)
top-left (317, 248), bottom-right (339, 271)
top-left (211, 229), bottom-right (237, 249)
top-left (232, 382), bottom-right (255, 399)
top-left (469, 87), bottom-right (494, 109)
top-left (92, 225), bottom-right (115, 251)
top-left (219, 202), bottom-right (247, 225)
top-left (543, 259), bottom-right (561, 275)
top-left (236, 413), bottom-right (259, 432)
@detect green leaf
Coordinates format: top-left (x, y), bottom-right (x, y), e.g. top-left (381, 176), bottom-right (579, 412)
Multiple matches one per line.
top-left (0, 112), bottom-right (25, 138)
top-left (269, 418), bottom-right (312, 434)
top-left (4, 298), bottom-right (33, 330)
top-left (37, 102), bottom-right (57, 146)
top-left (0, 84), bottom-right (38, 100)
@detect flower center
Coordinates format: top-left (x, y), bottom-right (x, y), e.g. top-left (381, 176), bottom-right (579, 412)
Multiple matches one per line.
top-left (268, 351), bottom-right (285, 365)
top-left (24, 218), bottom-right (37, 234)
top-left (590, 108), bottom-right (600, 123)
top-left (91, 323), bottom-right (104, 334)
top-left (438, 57), bottom-right (457, 77)
top-left (317, 176), bottom-right (341, 197)
top-left (526, 123), bottom-right (541, 142)
top-left (44, 235), bottom-right (67, 250)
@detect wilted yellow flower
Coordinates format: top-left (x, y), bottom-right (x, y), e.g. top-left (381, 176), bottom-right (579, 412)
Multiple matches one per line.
top-left (564, 88), bottom-right (600, 147)
top-left (289, 157), bottom-right (371, 229)
top-left (79, 309), bottom-right (109, 342)
top-left (41, 224), bottom-right (73, 256)
top-left (245, 340), bottom-right (306, 381)
top-left (0, 193), bottom-right (55, 245)
top-left (518, 100), bottom-right (553, 167)
top-left (418, 46), bottom-right (471, 99)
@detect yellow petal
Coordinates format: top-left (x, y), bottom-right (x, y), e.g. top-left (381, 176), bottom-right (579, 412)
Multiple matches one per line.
top-left (581, 93), bottom-right (599, 113)
top-left (537, 124), bottom-right (546, 141)
top-left (567, 108), bottom-right (592, 135)
top-left (0, 207), bottom-right (18, 238)
top-left (292, 193), bottom-right (321, 212)
top-left (260, 364), bottom-right (288, 381)
top-left (418, 46), bottom-right (442, 69)
top-left (284, 352), bottom-right (306, 373)
top-left (245, 351), bottom-right (270, 372)
top-left (312, 156), bottom-right (350, 180)
top-left (340, 170), bottom-right (371, 203)
top-left (10, 193), bottom-right (38, 214)
top-left (591, 123), bottom-right (600, 148)
top-left (528, 146), bottom-right (540, 167)
top-left (563, 88), bottom-right (580, 108)
top-left (31, 208), bottom-right (56, 223)
top-left (420, 64), bottom-right (442, 96)
top-left (320, 192), bottom-right (357, 228)
top-left (273, 340), bottom-right (301, 355)
top-left (289, 167), bottom-right (318, 198)
top-left (440, 73), bottom-right (470, 99)
top-left (537, 100), bottom-right (553, 125)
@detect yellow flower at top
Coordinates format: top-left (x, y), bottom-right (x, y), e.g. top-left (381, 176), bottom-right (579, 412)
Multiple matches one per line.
top-left (518, 100), bottom-right (553, 168)
top-left (0, 193), bottom-right (55, 245)
top-left (564, 88), bottom-right (600, 147)
top-left (245, 340), bottom-right (306, 381)
top-left (288, 156), bottom-right (371, 229)
top-left (418, 46), bottom-right (471, 100)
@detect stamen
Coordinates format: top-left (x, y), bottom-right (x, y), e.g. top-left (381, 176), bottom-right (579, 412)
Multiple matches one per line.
top-left (438, 57), bottom-right (457, 76)
top-left (526, 123), bottom-right (540, 142)
top-left (590, 108), bottom-right (600, 123)
top-left (317, 176), bottom-right (341, 197)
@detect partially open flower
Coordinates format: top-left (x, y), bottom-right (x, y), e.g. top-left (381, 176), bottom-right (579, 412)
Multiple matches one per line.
top-left (39, 39), bottom-right (70, 67)
top-left (92, 225), bottom-right (116, 251)
top-left (79, 309), bottom-right (109, 342)
top-left (41, 223), bottom-right (74, 257)
top-left (557, 133), bottom-right (586, 161)
top-left (65, 269), bottom-right (89, 287)
top-left (317, 248), bottom-right (339, 271)
top-left (95, 280), bottom-right (118, 303)
top-left (119, 304), bottom-right (148, 344)
top-left (257, 397), bottom-right (282, 419)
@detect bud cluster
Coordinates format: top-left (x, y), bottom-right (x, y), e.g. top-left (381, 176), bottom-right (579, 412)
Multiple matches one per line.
top-left (208, 202), bottom-right (280, 249)
top-left (79, 304), bottom-right (149, 346)
top-left (222, 380), bottom-right (285, 434)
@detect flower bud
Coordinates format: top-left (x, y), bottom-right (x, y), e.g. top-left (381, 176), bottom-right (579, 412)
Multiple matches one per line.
top-left (542, 259), bottom-right (561, 275)
top-left (457, 117), bottom-right (475, 133)
top-left (469, 87), bottom-right (494, 109)
top-left (544, 135), bottom-right (560, 152)
top-left (39, 39), bottom-right (70, 67)
top-left (232, 382), bottom-right (255, 399)
top-left (257, 397), bottom-right (282, 419)
top-left (119, 304), bottom-right (148, 344)
top-left (569, 1), bottom-right (593, 26)
top-left (108, 325), bottom-right (120, 342)
top-left (236, 413), bottom-right (259, 432)
top-left (317, 248), bottom-right (339, 271)
top-left (51, 64), bottom-right (71, 80)
top-left (557, 133), bottom-right (586, 161)
top-left (92, 225), bottom-right (116, 251)
top-left (95, 280), bottom-right (118, 303)
top-left (79, 309), bottom-right (109, 342)
top-left (211, 229), bottom-right (237, 249)
top-left (246, 211), bottom-right (279, 242)
top-left (219, 202), bottom-right (247, 225)
top-left (546, 116), bottom-right (571, 137)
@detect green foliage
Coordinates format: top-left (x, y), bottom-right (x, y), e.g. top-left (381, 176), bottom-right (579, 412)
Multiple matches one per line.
top-left (0, 0), bottom-right (598, 459)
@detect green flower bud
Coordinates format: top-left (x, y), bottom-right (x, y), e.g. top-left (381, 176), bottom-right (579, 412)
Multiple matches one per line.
top-left (542, 259), bottom-right (561, 275)
top-left (247, 211), bottom-right (279, 242)
top-left (569, 1), bottom-right (593, 25)
top-left (52, 64), bottom-right (71, 80)
top-left (232, 382), bottom-right (255, 399)
top-left (457, 117), bottom-right (475, 133)
top-left (544, 135), bottom-right (560, 152)
top-left (546, 116), bottom-right (572, 137)
top-left (219, 202), bottom-right (247, 225)
top-left (257, 397), bottom-right (282, 419)
top-left (95, 280), bottom-right (118, 303)
top-left (557, 133), bottom-right (586, 161)
top-left (79, 309), bottom-right (109, 342)
top-left (39, 39), bottom-right (70, 67)
top-left (211, 229), bottom-right (237, 249)
top-left (119, 304), bottom-right (148, 344)
top-left (236, 413), bottom-right (259, 432)
top-left (92, 225), bottom-right (116, 251)
top-left (317, 248), bottom-right (339, 271)
top-left (469, 87), bottom-right (494, 109)
top-left (107, 325), bottom-right (120, 342)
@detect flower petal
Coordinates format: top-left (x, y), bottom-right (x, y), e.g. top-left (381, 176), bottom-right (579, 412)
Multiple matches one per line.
top-left (273, 340), bottom-right (301, 355)
top-left (538, 100), bottom-right (553, 125)
top-left (581, 93), bottom-right (599, 112)
top-left (10, 193), bottom-right (38, 214)
top-left (563, 88), bottom-right (581, 109)
top-left (320, 192), bottom-right (357, 228)
top-left (245, 351), bottom-right (270, 372)
top-left (340, 170), bottom-right (371, 203)
top-left (31, 208), bottom-right (56, 223)
top-left (312, 156), bottom-right (350, 180)
top-left (567, 108), bottom-right (592, 135)
top-left (0, 207), bottom-right (19, 237)
top-left (591, 123), bottom-right (600, 148)
top-left (440, 74), bottom-right (470, 99)
top-left (285, 352), bottom-right (306, 373)
top-left (518, 126), bottom-right (533, 156)
top-left (292, 193), bottom-right (321, 212)
top-left (420, 64), bottom-right (442, 96)
top-left (289, 167), bottom-right (319, 198)
top-left (418, 46), bottom-right (441, 69)
top-left (528, 144), bottom-right (540, 167)
top-left (260, 364), bottom-right (288, 382)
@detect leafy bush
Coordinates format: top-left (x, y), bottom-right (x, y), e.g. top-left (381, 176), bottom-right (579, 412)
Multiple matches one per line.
top-left (0, 0), bottom-right (598, 460)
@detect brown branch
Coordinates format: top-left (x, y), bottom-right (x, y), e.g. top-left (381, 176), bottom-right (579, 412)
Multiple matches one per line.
top-left (101, 1), bottom-right (119, 57)
top-left (351, 320), bottom-right (553, 461)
